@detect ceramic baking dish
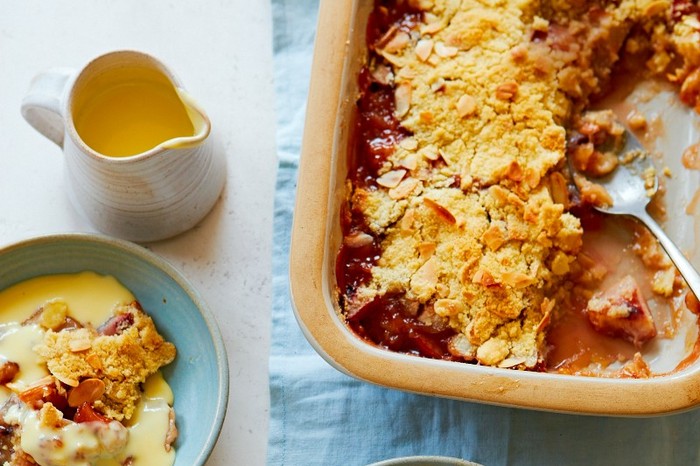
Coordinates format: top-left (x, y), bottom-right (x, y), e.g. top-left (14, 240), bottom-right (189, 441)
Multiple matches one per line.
top-left (289, 0), bottom-right (700, 415)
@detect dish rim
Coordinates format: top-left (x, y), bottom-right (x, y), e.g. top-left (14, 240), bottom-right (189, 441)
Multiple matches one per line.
top-left (0, 232), bottom-right (229, 465)
top-left (289, 0), bottom-right (700, 416)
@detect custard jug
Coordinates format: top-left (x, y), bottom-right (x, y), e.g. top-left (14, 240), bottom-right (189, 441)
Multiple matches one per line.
top-left (21, 50), bottom-right (226, 242)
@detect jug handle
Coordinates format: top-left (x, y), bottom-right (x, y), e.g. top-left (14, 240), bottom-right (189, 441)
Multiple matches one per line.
top-left (20, 68), bottom-right (74, 148)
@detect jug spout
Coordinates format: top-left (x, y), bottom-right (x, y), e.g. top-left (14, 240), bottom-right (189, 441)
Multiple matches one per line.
top-left (159, 89), bottom-right (211, 150)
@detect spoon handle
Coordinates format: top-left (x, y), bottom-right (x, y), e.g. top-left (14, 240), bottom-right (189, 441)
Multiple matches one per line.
top-left (637, 210), bottom-right (700, 300)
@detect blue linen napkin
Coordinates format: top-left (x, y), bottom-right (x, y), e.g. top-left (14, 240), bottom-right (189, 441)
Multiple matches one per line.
top-left (268, 1), bottom-right (700, 464)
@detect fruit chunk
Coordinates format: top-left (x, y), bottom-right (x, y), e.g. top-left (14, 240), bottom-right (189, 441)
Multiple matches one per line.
top-left (585, 275), bottom-right (657, 347)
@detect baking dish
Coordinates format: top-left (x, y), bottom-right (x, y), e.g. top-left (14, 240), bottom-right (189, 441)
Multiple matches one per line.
top-left (289, 0), bottom-right (700, 415)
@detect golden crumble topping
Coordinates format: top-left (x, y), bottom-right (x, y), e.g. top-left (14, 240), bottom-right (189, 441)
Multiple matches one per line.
top-left (339, 0), bottom-right (700, 370)
top-left (33, 302), bottom-right (176, 421)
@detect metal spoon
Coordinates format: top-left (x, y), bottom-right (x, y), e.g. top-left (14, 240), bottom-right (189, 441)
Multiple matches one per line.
top-left (575, 130), bottom-right (700, 300)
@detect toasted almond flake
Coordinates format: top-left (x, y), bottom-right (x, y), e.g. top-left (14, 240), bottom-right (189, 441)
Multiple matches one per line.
top-left (69, 338), bottom-right (92, 352)
top-left (430, 77), bottom-right (446, 92)
top-left (377, 169), bottom-right (407, 188)
top-left (498, 356), bottom-right (527, 368)
top-left (379, 50), bottom-right (407, 68)
top-left (395, 82), bottom-right (412, 118)
top-left (460, 174), bottom-right (473, 190)
top-left (423, 197), bottom-right (456, 224)
top-left (421, 14), bottom-right (444, 35)
top-left (344, 232), bottom-right (374, 248)
top-left (501, 271), bottom-right (535, 288)
top-left (398, 153), bottom-right (419, 170)
top-left (86, 353), bottom-right (103, 370)
top-left (472, 269), bottom-right (497, 287)
top-left (417, 242), bottom-right (436, 259)
top-left (68, 378), bottom-right (106, 407)
top-left (375, 24), bottom-right (399, 49)
top-left (537, 298), bottom-right (555, 333)
top-left (481, 224), bottom-right (506, 251)
top-left (399, 137), bottom-right (418, 150)
top-left (411, 256), bottom-right (439, 292)
top-left (456, 94), bottom-right (477, 117)
top-left (371, 63), bottom-right (394, 86)
top-left (389, 177), bottom-right (421, 200)
top-left (383, 31), bottom-right (410, 53)
top-left (495, 81), bottom-right (518, 100)
top-left (419, 145), bottom-right (439, 160)
top-left (400, 208), bottom-right (416, 231)
top-left (548, 172), bottom-right (569, 207)
top-left (415, 38), bottom-right (434, 61)
top-left (434, 41), bottom-right (458, 58)
top-left (54, 373), bottom-right (79, 388)
top-left (506, 160), bottom-right (523, 181)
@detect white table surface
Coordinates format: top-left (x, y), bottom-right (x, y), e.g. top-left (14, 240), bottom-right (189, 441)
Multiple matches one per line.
top-left (0, 2), bottom-right (276, 465)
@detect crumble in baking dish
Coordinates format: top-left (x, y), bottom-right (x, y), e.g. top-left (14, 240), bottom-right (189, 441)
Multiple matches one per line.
top-left (337, 0), bottom-right (700, 375)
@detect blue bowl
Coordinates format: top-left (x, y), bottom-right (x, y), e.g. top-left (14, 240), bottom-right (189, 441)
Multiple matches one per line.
top-left (0, 233), bottom-right (229, 466)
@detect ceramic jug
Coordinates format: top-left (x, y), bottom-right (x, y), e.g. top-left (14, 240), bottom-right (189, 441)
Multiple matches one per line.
top-left (21, 50), bottom-right (226, 242)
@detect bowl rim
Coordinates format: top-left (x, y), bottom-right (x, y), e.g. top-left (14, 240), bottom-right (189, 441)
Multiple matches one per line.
top-left (367, 456), bottom-right (482, 466)
top-left (0, 232), bottom-right (230, 465)
top-left (289, 0), bottom-right (700, 416)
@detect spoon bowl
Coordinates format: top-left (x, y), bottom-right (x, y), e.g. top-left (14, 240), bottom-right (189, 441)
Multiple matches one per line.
top-left (573, 128), bottom-right (700, 300)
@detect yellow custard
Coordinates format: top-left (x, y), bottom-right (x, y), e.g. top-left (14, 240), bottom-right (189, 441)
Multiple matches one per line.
top-left (0, 272), bottom-right (176, 466)
top-left (0, 271), bottom-right (134, 325)
top-left (73, 67), bottom-right (195, 157)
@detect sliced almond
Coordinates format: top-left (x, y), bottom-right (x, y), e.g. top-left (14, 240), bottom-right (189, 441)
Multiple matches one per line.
top-left (383, 31), bottom-right (410, 53)
top-left (419, 145), bottom-right (440, 161)
top-left (344, 232), bottom-right (374, 248)
top-left (389, 177), bottom-right (421, 200)
top-left (481, 224), bottom-right (506, 251)
top-left (423, 198), bottom-right (456, 224)
top-left (430, 77), bottom-right (446, 92)
top-left (394, 82), bottom-right (412, 118)
top-left (399, 137), bottom-right (418, 150)
top-left (377, 169), bottom-right (407, 188)
top-left (54, 373), bottom-right (79, 388)
top-left (67, 378), bottom-right (106, 408)
top-left (495, 81), bottom-right (518, 100)
top-left (456, 94), bottom-right (476, 117)
top-left (501, 271), bottom-right (536, 288)
top-left (417, 242), bottom-right (436, 259)
top-left (69, 337), bottom-right (92, 353)
top-left (398, 153), bottom-right (419, 170)
top-left (472, 269), bottom-right (497, 287)
top-left (400, 208), bottom-right (416, 231)
top-left (411, 256), bottom-right (439, 292)
top-left (498, 356), bottom-right (527, 368)
top-left (415, 38), bottom-right (434, 61)
top-left (371, 63), bottom-right (394, 86)
top-left (434, 41), bottom-right (458, 58)
top-left (86, 353), bottom-right (103, 371)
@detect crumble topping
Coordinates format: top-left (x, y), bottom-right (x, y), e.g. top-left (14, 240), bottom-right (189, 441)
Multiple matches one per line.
top-left (340, 0), bottom-right (700, 371)
top-left (33, 302), bottom-right (176, 422)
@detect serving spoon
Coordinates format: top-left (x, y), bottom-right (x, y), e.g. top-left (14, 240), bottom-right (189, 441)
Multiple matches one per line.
top-left (574, 130), bottom-right (700, 301)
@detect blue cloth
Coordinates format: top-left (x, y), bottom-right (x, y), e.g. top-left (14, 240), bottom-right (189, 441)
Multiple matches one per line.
top-left (267, 1), bottom-right (700, 464)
